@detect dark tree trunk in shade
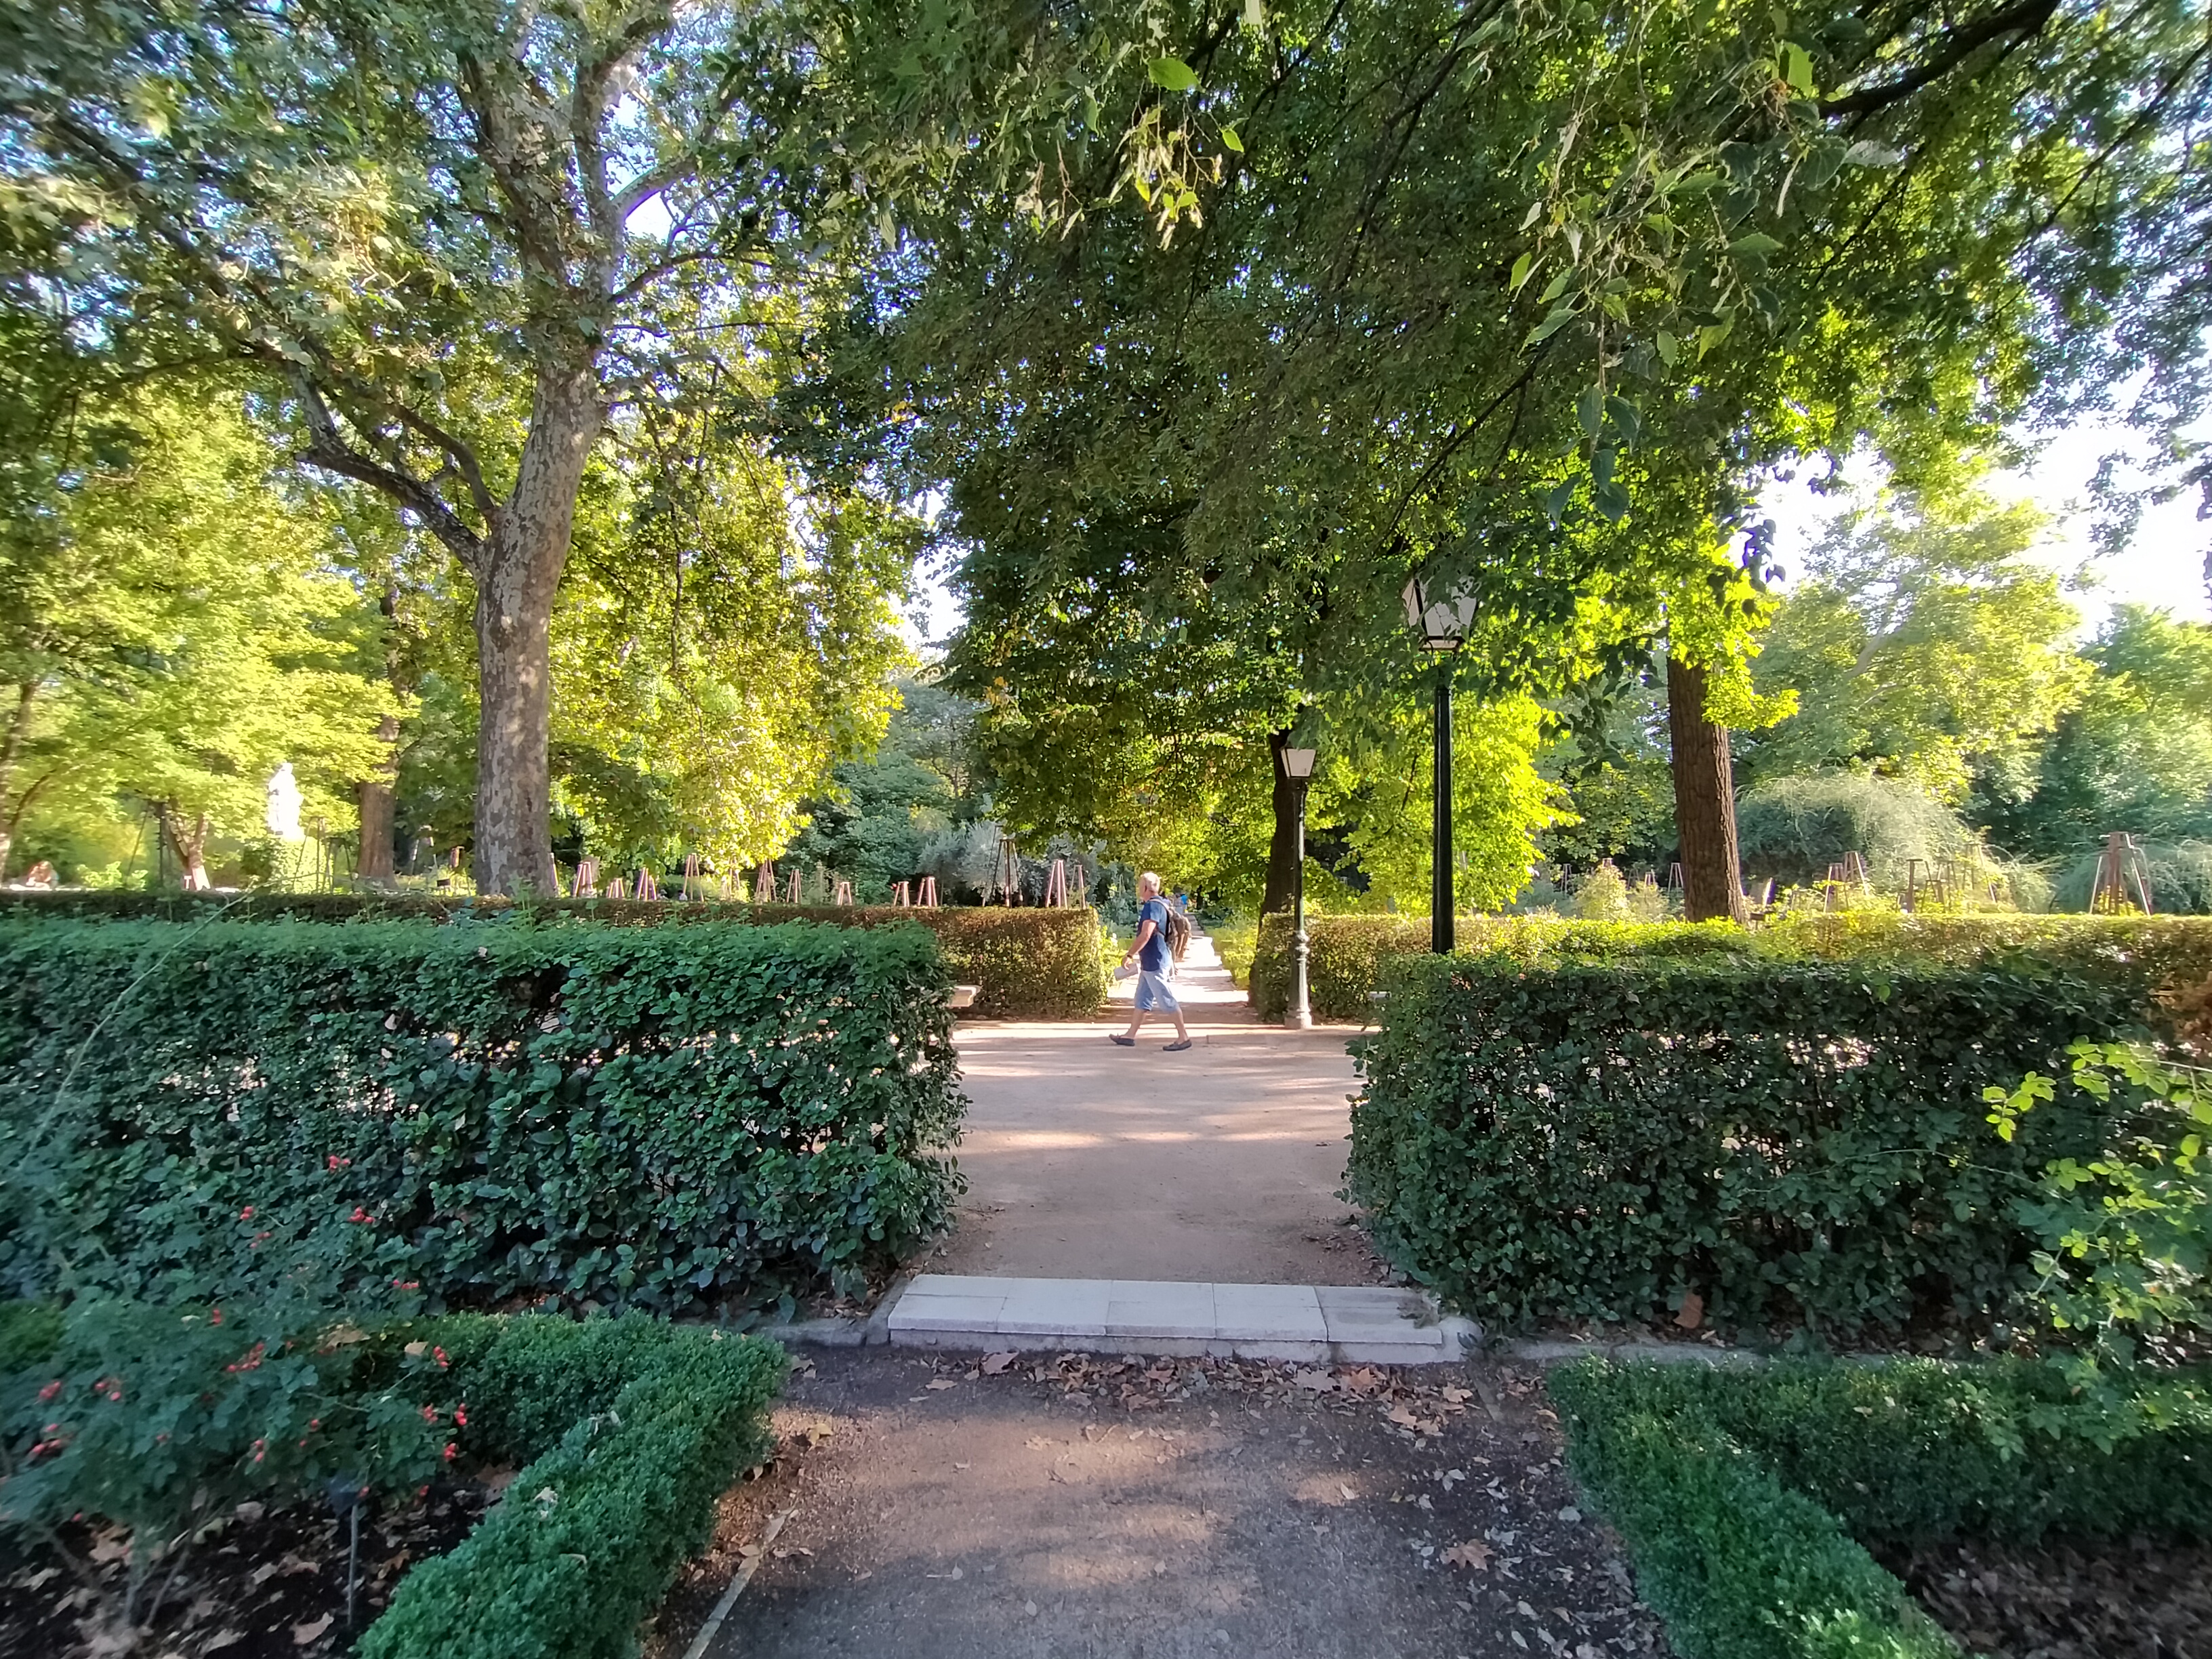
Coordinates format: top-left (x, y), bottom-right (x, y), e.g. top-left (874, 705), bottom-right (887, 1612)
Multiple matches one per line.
top-left (1666, 654), bottom-right (1747, 924)
top-left (356, 713), bottom-right (399, 882)
top-left (1263, 729), bottom-right (1300, 917)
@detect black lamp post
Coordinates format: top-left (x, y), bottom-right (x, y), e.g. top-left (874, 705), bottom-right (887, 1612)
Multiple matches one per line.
top-left (1402, 576), bottom-right (1476, 953)
top-left (1278, 742), bottom-right (1317, 1028)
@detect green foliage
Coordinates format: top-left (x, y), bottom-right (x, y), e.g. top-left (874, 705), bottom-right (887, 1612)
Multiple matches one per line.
top-left (1744, 491), bottom-right (2087, 803)
top-left (1986, 1042), bottom-right (2212, 1370)
top-left (1349, 952), bottom-right (2162, 1336)
top-left (1549, 1358), bottom-right (2212, 1659)
top-left (1978, 608), bottom-right (2212, 863)
top-left (785, 680), bottom-right (984, 901)
top-left (0, 891), bottom-right (1107, 1020)
top-left (360, 1314), bottom-right (785, 1659)
top-left (1, 1296), bottom-right (455, 1626)
top-left (1736, 773), bottom-right (1982, 888)
top-left (1250, 911), bottom-right (2212, 1025)
top-left (0, 917), bottom-right (965, 1312)
top-left (0, 1299), bottom-right (62, 1376)
top-left (2051, 838), bottom-right (2212, 916)
top-left (0, 382), bottom-right (395, 884)
top-left (1549, 1367), bottom-right (1952, 1659)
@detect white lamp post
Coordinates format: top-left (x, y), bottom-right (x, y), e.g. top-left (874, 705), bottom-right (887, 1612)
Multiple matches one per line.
top-left (1401, 576), bottom-right (1477, 952)
top-left (1278, 743), bottom-right (1317, 1028)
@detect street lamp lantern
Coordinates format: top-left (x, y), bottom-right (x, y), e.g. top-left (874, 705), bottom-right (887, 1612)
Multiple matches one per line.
top-left (1402, 573), bottom-right (1475, 952)
top-left (1276, 741), bottom-right (1318, 1029)
top-left (1401, 575), bottom-right (1478, 653)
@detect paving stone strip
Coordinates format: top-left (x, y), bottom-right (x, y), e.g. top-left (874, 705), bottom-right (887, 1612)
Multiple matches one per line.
top-left (889, 1273), bottom-right (1483, 1365)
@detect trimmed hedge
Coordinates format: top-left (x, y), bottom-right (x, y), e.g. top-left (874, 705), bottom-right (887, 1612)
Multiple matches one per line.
top-left (1248, 910), bottom-right (2212, 1023)
top-left (0, 892), bottom-right (1107, 1020)
top-left (363, 1313), bottom-right (785, 1659)
top-left (1549, 1357), bottom-right (2212, 1659)
top-left (0, 917), bottom-right (964, 1312)
top-left (1349, 953), bottom-right (2148, 1336)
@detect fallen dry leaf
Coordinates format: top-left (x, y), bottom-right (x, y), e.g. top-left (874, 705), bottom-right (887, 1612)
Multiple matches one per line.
top-left (1292, 1369), bottom-right (1337, 1393)
top-left (952, 1461), bottom-right (970, 1471)
top-left (1439, 1386), bottom-right (1471, 1405)
top-left (1675, 1290), bottom-right (1705, 1330)
top-left (1341, 1367), bottom-right (1383, 1395)
top-left (1442, 1540), bottom-right (1494, 1570)
top-left (292, 1613), bottom-right (333, 1645)
top-left (1386, 1404), bottom-right (1420, 1429)
top-left (88, 1536), bottom-right (131, 1565)
top-left (981, 1351), bottom-right (1018, 1375)
top-left (926, 1378), bottom-right (958, 1391)
top-left (203, 1633), bottom-right (245, 1654)
top-left (232, 1500), bottom-right (266, 1523)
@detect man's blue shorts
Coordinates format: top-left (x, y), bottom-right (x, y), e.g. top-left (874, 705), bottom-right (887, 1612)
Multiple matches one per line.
top-left (1135, 969), bottom-right (1180, 1012)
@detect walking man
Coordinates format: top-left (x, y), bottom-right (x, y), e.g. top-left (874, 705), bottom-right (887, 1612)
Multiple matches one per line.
top-left (1113, 871), bottom-right (1193, 1051)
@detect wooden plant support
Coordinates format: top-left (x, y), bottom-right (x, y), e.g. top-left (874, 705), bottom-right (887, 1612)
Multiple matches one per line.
top-left (681, 853), bottom-right (704, 901)
top-left (918, 876), bottom-right (939, 908)
top-left (834, 880), bottom-right (853, 906)
top-left (2091, 831), bottom-right (2155, 914)
top-left (634, 867), bottom-right (659, 901)
top-left (1044, 858), bottom-right (1069, 907)
top-left (783, 869), bottom-right (802, 905)
top-left (754, 862), bottom-right (775, 903)
top-left (1904, 857), bottom-right (1922, 913)
top-left (575, 857), bottom-right (600, 899)
top-left (892, 881), bottom-right (911, 907)
top-left (605, 876), bottom-right (628, 900)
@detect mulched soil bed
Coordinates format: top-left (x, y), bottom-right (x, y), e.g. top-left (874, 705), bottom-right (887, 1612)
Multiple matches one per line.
top-left (0, 1476), bottom-right (501, 1658)
top-left (1875, 1534), bottom-right (2212, 1659)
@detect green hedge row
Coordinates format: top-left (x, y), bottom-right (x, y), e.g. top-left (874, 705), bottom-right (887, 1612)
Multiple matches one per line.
top-left (363, 1313), bottom-right (786, 1659)
top-left (0, 892), bottom-right (1107, 1020)
top-left (1349, 954), bottom-right (2146, 1336)
top-left (1248, 911), bottom-right (2212, 1023)
top-left (0, 917), bottom-right (965, 1313)
top-left (1549, 1357), bottom-right (2212, 1659)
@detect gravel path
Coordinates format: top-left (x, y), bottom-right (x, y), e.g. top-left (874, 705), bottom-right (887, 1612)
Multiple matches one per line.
top-left (648, 1347), bottom-right (1668, 1659)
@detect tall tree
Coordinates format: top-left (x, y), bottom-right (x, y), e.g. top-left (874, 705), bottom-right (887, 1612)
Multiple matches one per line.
top-left (0, 384), bottom-right (393, 884)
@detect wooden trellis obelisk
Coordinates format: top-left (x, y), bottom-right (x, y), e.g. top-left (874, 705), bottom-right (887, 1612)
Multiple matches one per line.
top-left (918, 876), bottom-right (939, 907)
top-left (2091, 831), bottom-right (2155, 914)
top-left (834, 880), bottom-right (853, 905)
top-left (632, 866), bottom-right (659, 900)
top-left (574, 857), bottom-right (600, 899)
top-left (681, 853), bottom-right (705, 900)
top-left (784, 868), bottom-right (802, 905)
top-left (1044, 857), bottom-right (1069, 907)
top-left (892, 880), bottom-right (911, 906)
top-left (754, 861), bottom-right (775, 903)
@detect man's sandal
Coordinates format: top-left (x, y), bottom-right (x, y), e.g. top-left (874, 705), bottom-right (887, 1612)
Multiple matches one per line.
top-left (1163, 1038), bottom-right (1193, 1052)
top-left (1109, 1034), bottom-right (1136, 1046)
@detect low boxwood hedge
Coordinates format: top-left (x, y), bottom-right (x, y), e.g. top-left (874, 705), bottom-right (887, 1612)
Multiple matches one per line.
top-left (0, 916), bottom-right (965, 1313)
top-left (1549, 1357), bottom-right (2212, 1659)
top-left (1348, 952), bottom-right (2150, 1336)
top-left (363, 1313), bottom-right (786, 1659)
top-left (1248, 910), bottom-right (2212, 1023)
top-left (0, 892), bottom-right (1107, 1020)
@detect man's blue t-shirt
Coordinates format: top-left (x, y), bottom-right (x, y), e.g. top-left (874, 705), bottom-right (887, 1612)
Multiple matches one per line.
top-left (1139, 897), bottom-right (1172, 972)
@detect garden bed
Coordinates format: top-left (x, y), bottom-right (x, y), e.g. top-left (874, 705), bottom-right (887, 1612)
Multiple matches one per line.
top-left (2, 1302), bottom-right (787, 1659)
top-left (1874, 1533), bottom-right (2212, 1659)
top-left (1550, 1356), bottom-right (2212, 1659)
top-left (0, 1480), bottom-right (496, 1658)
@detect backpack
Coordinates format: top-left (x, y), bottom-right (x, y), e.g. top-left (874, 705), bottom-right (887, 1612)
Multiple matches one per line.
top-left (1163, 903), bottom-right (1191, 963)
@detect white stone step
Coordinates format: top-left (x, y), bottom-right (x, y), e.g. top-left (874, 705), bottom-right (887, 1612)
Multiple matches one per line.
top-left (885, 1273), bottom-right (1479, 1364)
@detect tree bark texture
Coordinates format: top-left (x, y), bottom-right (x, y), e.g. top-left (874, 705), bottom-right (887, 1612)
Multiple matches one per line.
top-left (1262, 729), bottom-right (1300, 917)
top-left (0, 681), bottom-right (33, 880)
top-left (1666, 655), bottom-right (1747, 924)
top-left (470, 365), bottom-right (600, 897)
top-left (159, 805), bottom-right (213, 890)
top-left (356, 713), bottom-right (400, 882)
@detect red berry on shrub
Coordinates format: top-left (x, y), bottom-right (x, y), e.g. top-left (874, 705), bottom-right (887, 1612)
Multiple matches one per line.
top-left (37, 1380), bottom-right (59, 1401)
top-left (239, 1206), bottom-right (253, 1219)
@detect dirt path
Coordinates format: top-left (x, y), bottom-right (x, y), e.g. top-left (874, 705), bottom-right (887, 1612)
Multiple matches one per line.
top-left (934, 935), bottom-right (1385, 1286)
top-left (651, 1348), bottom-right (1667, 1659)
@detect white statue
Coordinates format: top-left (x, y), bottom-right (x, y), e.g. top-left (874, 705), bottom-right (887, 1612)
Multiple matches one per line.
top-left (264, 762), bottom-right (305, 841)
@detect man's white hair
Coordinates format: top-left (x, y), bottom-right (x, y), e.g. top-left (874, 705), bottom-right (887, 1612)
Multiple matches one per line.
top-left (1139, 871), bottom-right (1162, 893)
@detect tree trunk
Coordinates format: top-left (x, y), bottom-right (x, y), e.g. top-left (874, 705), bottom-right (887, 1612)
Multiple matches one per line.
top-left (1666, 655), bottom-right (1746, 924)
top-left (1262, 729), bottom-right (1300, 916)
top-left (0, 681), bottom-right (34, 880)
top-left (356, 713), bottom-right (400, 882)
top-left (159, 805), bottom-right (213, 890)
top-left (471, 363), bottom-right (600, 897)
